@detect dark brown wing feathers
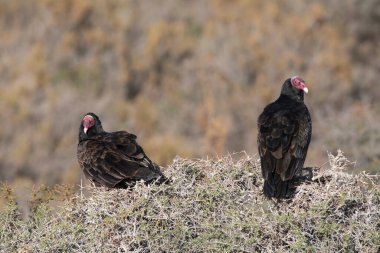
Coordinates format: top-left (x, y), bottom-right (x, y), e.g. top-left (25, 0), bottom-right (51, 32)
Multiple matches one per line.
top-left (258, 97), bottom-right (312, 198)
top-left (78, 131), bottom-right (164, 188)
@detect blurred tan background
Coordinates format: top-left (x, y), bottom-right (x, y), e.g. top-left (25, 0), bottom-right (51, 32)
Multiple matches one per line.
top-left (0, 0), bottom-right (379, 191)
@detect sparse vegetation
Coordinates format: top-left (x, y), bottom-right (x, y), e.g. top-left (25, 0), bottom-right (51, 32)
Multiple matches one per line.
top-left (1, 151), bottom-right (379, 252)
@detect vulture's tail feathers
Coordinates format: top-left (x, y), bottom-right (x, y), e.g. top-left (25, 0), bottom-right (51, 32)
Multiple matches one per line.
top-left (263, 173), bottom-right (291, 199)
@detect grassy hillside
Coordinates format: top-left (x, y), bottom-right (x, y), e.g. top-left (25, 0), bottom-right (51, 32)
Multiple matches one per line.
top-left (1, 151), bottom-right (379, 252)
top-left (1, 0), bottom-right (380, 190)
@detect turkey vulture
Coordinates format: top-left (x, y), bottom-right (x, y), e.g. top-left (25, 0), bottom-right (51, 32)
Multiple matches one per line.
top-left (257, 76), bottom-right (312, 198)
top-left (77, 112), bottom-right (167, 188)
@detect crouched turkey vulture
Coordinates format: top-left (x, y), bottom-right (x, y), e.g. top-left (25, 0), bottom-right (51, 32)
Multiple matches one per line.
top-left (77, 113), bottom-right (167, 188)
top-left (257, 76), bottom-right (312, 198)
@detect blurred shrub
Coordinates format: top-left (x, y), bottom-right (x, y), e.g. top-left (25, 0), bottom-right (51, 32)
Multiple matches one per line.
top-left (0, 0), bottom-right (379, 189)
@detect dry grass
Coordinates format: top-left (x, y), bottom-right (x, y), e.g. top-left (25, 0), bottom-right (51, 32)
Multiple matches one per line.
top-left (1, 151), bottom-right (379, 252)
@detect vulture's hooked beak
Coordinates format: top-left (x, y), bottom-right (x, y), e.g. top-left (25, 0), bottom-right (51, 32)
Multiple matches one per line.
top-left (83, 122), bottom-right (90, 134)
top-left (303, 87), bottom-right (309, 94)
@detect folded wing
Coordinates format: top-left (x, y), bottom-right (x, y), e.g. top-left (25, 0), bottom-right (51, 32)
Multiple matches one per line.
top-left (78, 131), bottom-right (163, 188)
top-left (258, 107), bottom-right (311, 197)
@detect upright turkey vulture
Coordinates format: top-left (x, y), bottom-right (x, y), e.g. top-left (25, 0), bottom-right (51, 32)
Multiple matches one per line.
top-left (257, 76), bottom-right (312, 198)
top-left (77, 113), bottom-right (167, 188)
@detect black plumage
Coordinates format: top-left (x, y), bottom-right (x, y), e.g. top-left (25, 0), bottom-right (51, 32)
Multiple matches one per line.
top-left (77, 113), bottom-right (167, 188)
top-left (257, 76), bottom-right (312, 198)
